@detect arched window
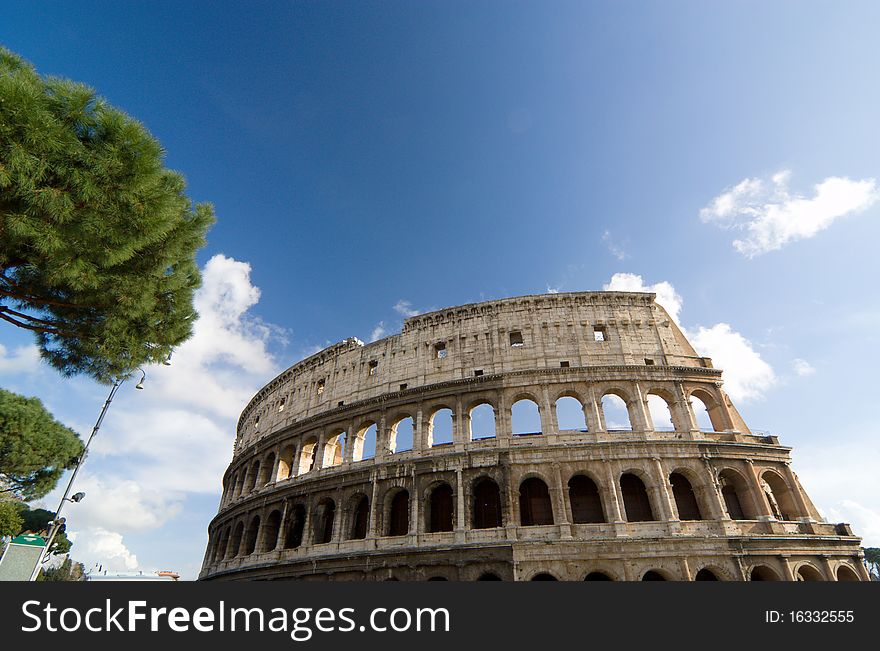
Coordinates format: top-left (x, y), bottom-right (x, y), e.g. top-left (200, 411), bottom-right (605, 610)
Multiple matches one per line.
top-left (243, 515), bottom-right (260, 555)
top-left (214, 527), bottom-right (230, 562)
top-left (228, 521), bottom-right (244, 558)
top-left (258, 454), bottom-right (275, 486)
top-left (836, 565), bottom-right (860, 581)
top-left (797, 565), bottom-right (824, 581)
top-left (390, 417), bottom-right (414, 453)
top-left (388, 490), bottom-right (410, 536)
top-left (647, 394), bottom-right (675, 431)
top-left (298, 437), bottom-right (318, 474)
top-left (314, 499), bottom-right (336, 544)
top-left (519, 477), bottom-right (554, 526)
top-left (750, 565), bottom-right (780, 581)
top-left (719, 469), bottom-right (751, 520)
top-left (262, 510), bottom-right (282, 552)
top-left (601, 393), bottom-right (632, 431)
top-left (620, 473), bottom-right (654, 522)
top-left (349, 495), bottom-right (369, 540)
top-left (232, 472), bottom-right (245, 500)
top-left (472, 478), bottom-right (503, 529)
top-left (531, 573), bottom-right (557, 581)
top-left (428, 483), bottom-right (454, 533)
top-left (323, 432), bottom-right (346, 467)
top-left (689, 389), bottom-right (726, 432)
top-left (469, 403), bottom-right (496, 440)
top-left (669, 472), bottom-right (703, 520)
top-left (694, 568), bottom-right (719, 581)
top-left (429, 408), bottom-right (454, 446)
top-left (511, 399), bottom-right (542, 436)
top-left (584, 572), bottom-right (613, 581)
top-left (761, 471), bottom-right (799, 521)
top-left (352, 423), bottom-right (377, 461)
top-left (568, 475), bottom-right (605, 523)
top-left (277, 445), bottom-right (295, 481)
top-left (641, 570), bottom-right (666, 581)
top-left (555, 396), bottom-right (587, 431)
top-left (285, 505), bottom-right (306, 549)
top-left (477, 573), bottom-right (502, 581)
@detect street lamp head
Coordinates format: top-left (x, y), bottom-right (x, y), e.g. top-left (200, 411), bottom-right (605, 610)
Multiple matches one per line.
top-left (71, 492), bottom-right (85, 503)
top-left (135, 369), bottom-right (146, 390)
top-left (162, 351), bottom-right (173, 366)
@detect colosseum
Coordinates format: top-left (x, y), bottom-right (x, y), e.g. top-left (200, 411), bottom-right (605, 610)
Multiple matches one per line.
top-left (199, 291), bottom-right (868, 581)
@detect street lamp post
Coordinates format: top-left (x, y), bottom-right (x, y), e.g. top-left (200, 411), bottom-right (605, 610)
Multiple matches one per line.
top-left (28, 369), bottom-right (146, 581)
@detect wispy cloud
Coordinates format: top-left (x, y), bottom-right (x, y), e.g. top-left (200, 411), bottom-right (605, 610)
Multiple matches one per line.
top-left (792, 358), bottom-right (816, 377)
top-left (393, 300), bottom-right (421, 318)
top-left (370, 322), bottom-right (388, 342)
top-left (700, 170), bottom-right (879, 257)
top-left (601, 229), bottom-right (629, 261)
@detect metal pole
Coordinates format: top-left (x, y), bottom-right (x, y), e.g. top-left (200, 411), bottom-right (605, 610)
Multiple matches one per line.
top-left (29, 378), bottom-right (125, 581)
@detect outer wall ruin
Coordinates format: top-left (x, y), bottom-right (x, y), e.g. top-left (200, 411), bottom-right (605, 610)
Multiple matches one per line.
top-left (199, 292), bottom-right (867, 581)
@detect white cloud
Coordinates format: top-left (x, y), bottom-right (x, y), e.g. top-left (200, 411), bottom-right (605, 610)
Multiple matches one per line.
top-left (601, 229), bottom-right (629, 261)
top-left (393, 300), bottom-right (421, 318)
top-left (370, 322), bottom-right (388, 342)
top-left (0, 342), bottom-right (42, 374)
top-left (700, 170), bottom-right (879, 257)
top-left (792, 358), bottom-right (816, 377)
top-left (68, 527), bottom-right (139, 572)
top-left (36, 253), bottom-right (283, 575)
top-left (546, 286), bottom-right (559, 294)
top-left (603, 272), bottom-right (683, 324)
top-left (687, 323), bottom-right (776, 402)
top-left (603, 273), bottom-right (775, 402)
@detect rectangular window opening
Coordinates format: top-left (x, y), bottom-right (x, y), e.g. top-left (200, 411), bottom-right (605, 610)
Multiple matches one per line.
top-left (435, 342), bottom-right (447, 359)
top-left (560, 361), bottom-right (570, 368)
top-left (593, 326), bottom-right (607, 342)
top-left (337, 400), bottom-right (345, 407)
top-left (509, 331), bottom-right (524, 347)
top-left (644, 358), bottom-right (655, 365)
top-left (317, 380), bottom-right (325, 395)
top-left (474, 369), bottom-right (484, 377)
top-left (368, 360), bottom-right (378, 376)
top-left (399, 383), bottom-right (408, 391)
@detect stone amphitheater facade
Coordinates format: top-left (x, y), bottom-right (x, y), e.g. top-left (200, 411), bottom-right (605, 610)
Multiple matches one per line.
top-left (199, 291), bottom-right (868, 581)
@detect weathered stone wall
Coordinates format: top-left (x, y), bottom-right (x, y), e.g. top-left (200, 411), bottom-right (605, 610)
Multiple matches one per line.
top-left (199, 292), bottom-right (867, 582)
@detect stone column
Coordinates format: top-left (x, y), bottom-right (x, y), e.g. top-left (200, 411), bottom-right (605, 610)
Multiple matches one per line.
top-left (453, 394), bottom-right (465, 446)
top-left (496, 391), bottom-right (511, 441)
top-left (584, 384), bottom-right (603, 433)
top-left (368, 470), bottom-right (380, 540)
top-left (679, 557), bottom-right (692, 581)
top-left (652, 457), bottom-right (676, 522)
top-left (313, 430), bottom-right (326, 471)
top-left (745, 460), bottom-right (775, 520)
top-left (674, 382), bottom-right (699, 433)
top-left (779, 556), bottom-right (796, 581)
top-left (276, 499), bottom-right (290, 550)
top-left (552, 462), bottom-right (571, 538)
top-left (603, 460), bottom-right (624, 523)
top-left (455, 468), bottom-right (466, 532)
top-left (375, 414), bottom-right (389, 460)
top-left (343, 420), bottom-right (357, 463)
top-left (819, 556), bottom-right (836, 581)
top-left (541, 385), bottom-right (558, 434)
top-left (414, 405), bottom-right (425, 452)
top-left (700, 457), bottom-right (730, 521)
top-left (632, 381), bottom-right (653, 432)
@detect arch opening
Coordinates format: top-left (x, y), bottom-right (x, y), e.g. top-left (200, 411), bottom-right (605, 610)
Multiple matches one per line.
top-left (670, 472), bottom-right (703, 520)
top-left (568, 474), bottom-right (605, 523)
top-left (261, 510), bottom-right (282, 552)
top-left (620, 473), bottom-right (655, 522)
top-left (469, 403), bottom-right (496, 440)
top-left (390, 417), bottom-right (414, 453)
top-left (472, 478), bottom-right (503, 529)
top-left (511, 399), bottom-right (542, 436)
top-left (427, 483), bottom-right (454, 533)
top-left (555, 396), bottom-right (587, 431)
top-left (349, 494), bottom-right (370, 540)
top-left (647, 394), bottom-right (675, 431)
top-left (519, 477), bottom-right (554, 526)
top-left (314, 499), bottom-right (336, 544)
top-left (601, 393), bottom-right (632, 431)
top-left (429, 409), bottom-right (454, 447)
top-left (387, 490), bottom-right (410, 536)
top-left (285, 504), bottom-right (306, 549)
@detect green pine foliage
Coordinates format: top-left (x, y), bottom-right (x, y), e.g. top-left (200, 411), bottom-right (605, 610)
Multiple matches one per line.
top-left (0, 498), bottom-right (23, 537)
top-left (0, 47), bottom-right (214, 382)
top-left (0, 388), bottom-right (83, 500)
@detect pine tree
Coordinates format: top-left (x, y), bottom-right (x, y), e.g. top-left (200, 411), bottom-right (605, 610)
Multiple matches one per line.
top-left (0, 388), bottom-right (83, 500)
top-left (0, 47), bottom-right (214, 382)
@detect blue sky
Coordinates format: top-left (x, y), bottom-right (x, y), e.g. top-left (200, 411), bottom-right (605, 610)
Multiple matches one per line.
top-left (2, 1), bottom-right (879, 578)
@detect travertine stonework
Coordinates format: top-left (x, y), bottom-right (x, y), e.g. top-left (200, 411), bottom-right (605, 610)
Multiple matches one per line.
top-left (199, 292), bottom-right (867, 581)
